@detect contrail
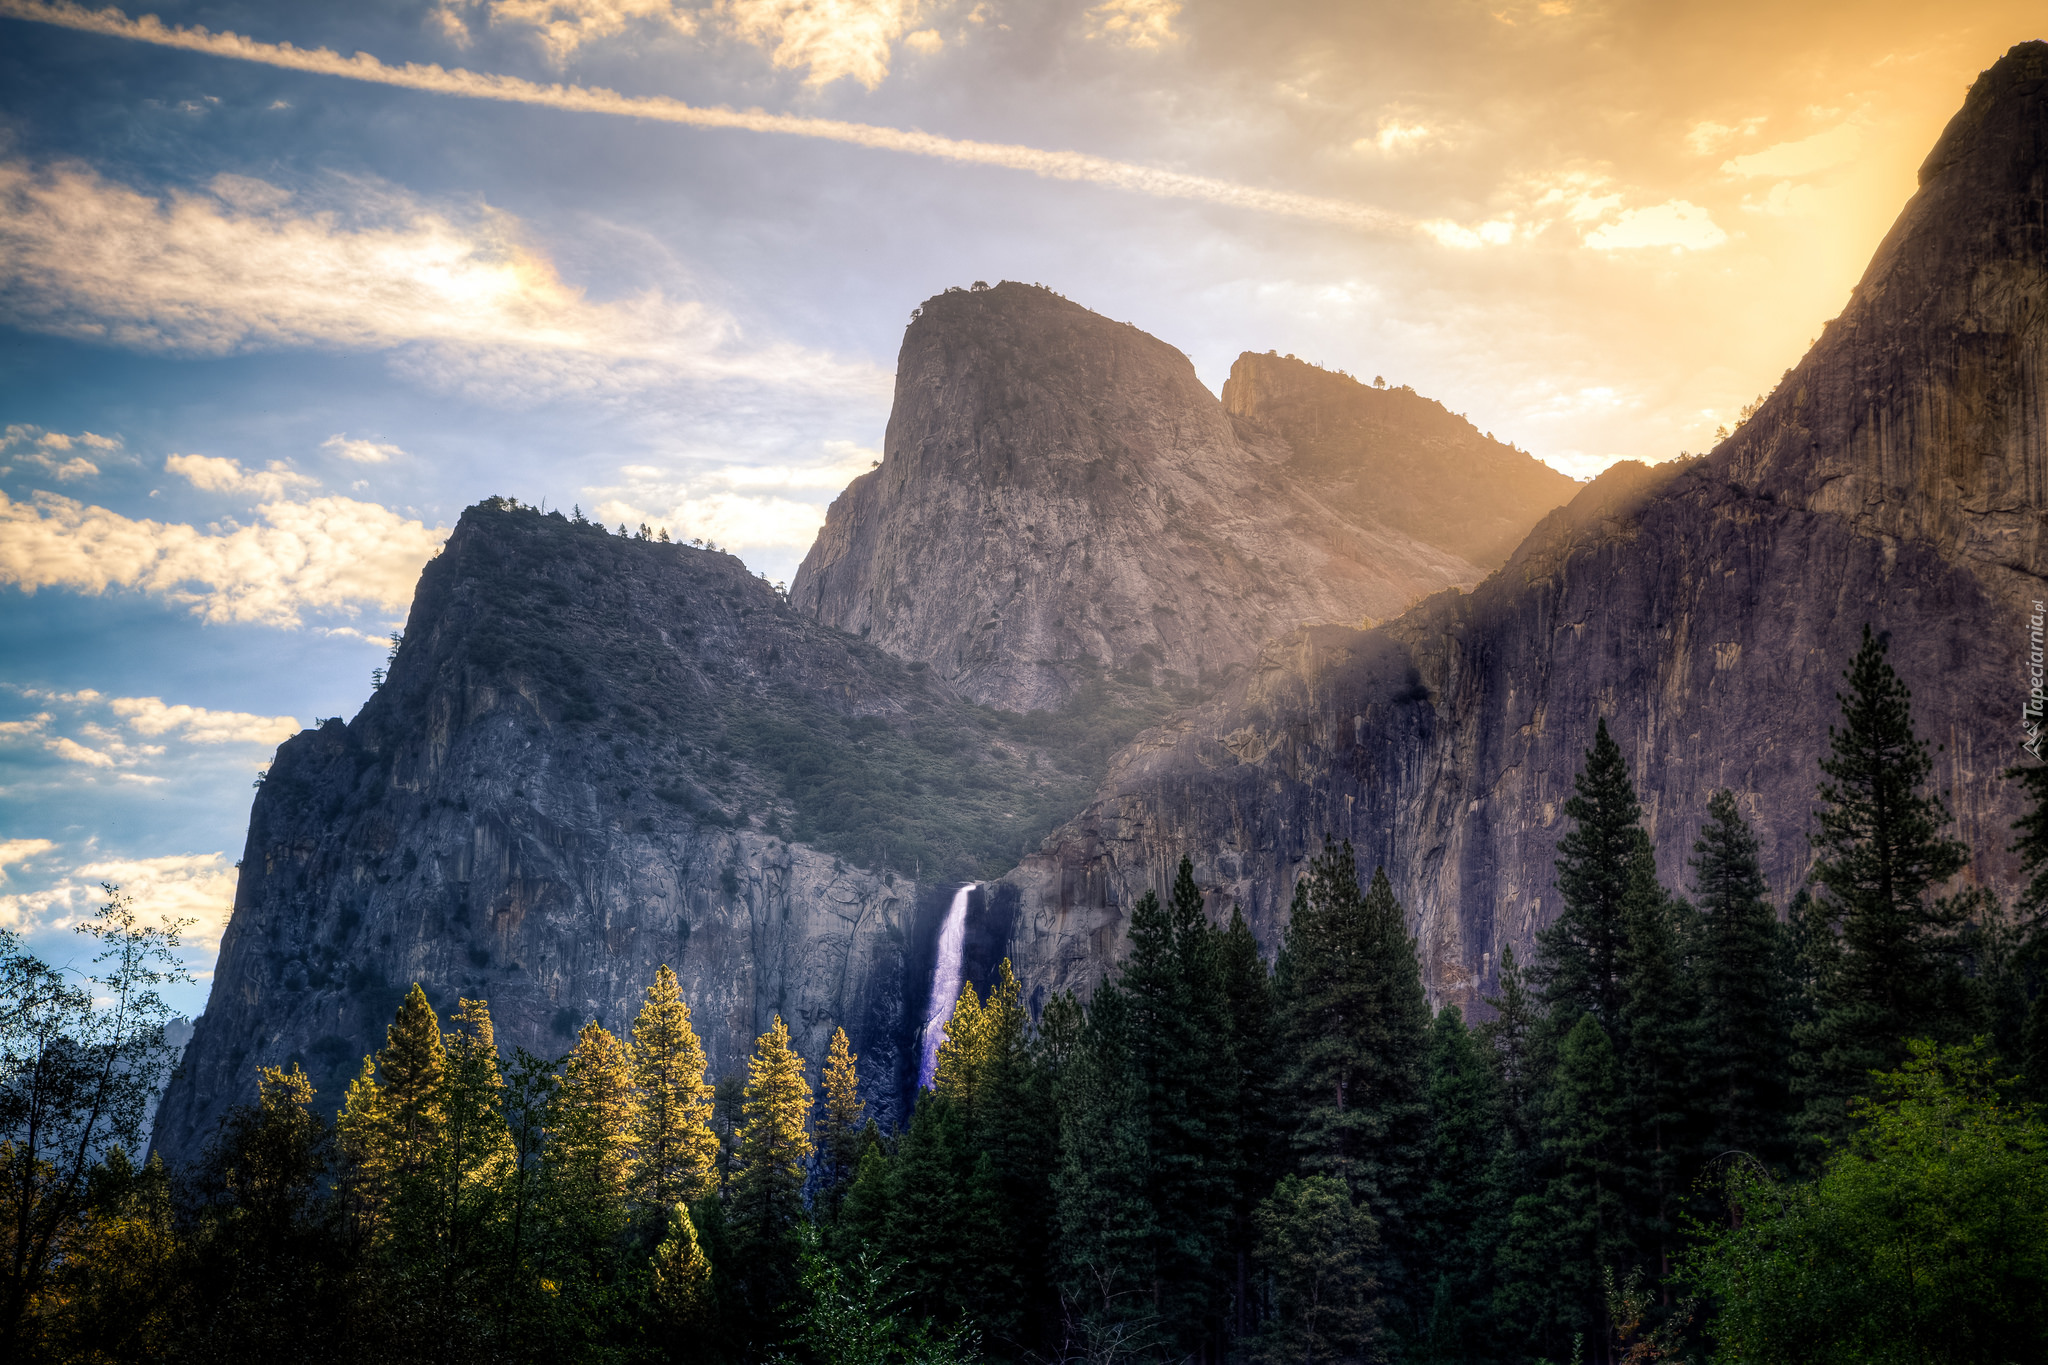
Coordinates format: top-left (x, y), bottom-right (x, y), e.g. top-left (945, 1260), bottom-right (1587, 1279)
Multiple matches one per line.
top-left (0, 0), bottom-right (1420, 236)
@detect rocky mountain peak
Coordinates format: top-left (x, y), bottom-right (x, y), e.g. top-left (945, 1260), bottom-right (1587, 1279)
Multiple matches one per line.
top-left (791, 282), bottom-right (1568, 712)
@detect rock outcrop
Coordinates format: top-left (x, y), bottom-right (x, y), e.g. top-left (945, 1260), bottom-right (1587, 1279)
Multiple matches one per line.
top-left (790, 284), bottom-right (1570, 712)
top-left (997, 41), bottom-right (2048, 1017)
top-left (151, 504), bottom-right (1105, 1164)
top-left (1222, 354), bottom-right (1580, 569)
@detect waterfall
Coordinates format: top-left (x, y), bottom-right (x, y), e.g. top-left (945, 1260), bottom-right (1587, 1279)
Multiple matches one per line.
top-left (916, 884), bottom-right (974, 1090)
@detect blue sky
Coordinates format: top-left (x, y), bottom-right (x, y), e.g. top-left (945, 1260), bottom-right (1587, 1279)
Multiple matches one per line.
top-left (1, 0), bottom-right (2039, 1013)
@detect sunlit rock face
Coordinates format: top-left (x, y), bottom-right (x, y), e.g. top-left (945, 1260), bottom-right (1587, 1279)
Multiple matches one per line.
top-left (150, 505), bottom-right (1063, 1165)
top-left (999, 41), bottom-right (2048, 1019)
top-left (1222, 353), bottom-right (1580, 571)
top-left (790, 283), bottom-right (1569, 713)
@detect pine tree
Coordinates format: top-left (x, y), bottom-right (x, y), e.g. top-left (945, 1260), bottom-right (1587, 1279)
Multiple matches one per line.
top-left (1798, 625), bottom-right (1976, 1146)
top-left (1497, 1014), bottom-right (1629, 1361)
top-left (629, 965), bottom-right (719, 1211)
top-left (1689, 790), bottom-right (1793, 1169)
top-left (337, 983), bottom-right (447, 1235)
top-left (728, 1014), bottom-right (813, 1322)
top-left (1121, 860), bottom-right (1233, 1351)
top-left (1415, 1007), bottom-right (1504, 1362)
top-left (1614, 833), bottom-right (1698, 1282)
top-left (817, 1026), bottom-right (867, 1218)
top-left (549, 1019), bottom-right (637, 1253)
top-left (650, 1202), bottom-right (714, 1328)
top-left (1217, 903), bottom-right (1279, 1341)
top-left (1275, 844), bottom-right (1431, 1329)
top-left (438, 997), bottom-right (513, 1261)
top-left (1478, 944), bottom-right (1542, 1158)
top-left (1053, 982), bottom-right (1156, 1338)
top-left (1250, 1175), bottom-right (1382, 1365)
top-left (1541, 719), bottom-right (1642, 1031)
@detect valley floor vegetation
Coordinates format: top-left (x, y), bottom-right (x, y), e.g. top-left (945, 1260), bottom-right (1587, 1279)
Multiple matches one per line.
top-left (5, 624), bottom-right (2047, 1364)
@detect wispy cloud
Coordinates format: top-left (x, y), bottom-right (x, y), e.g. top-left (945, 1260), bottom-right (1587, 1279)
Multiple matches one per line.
top-left (1720, 122), bottom-right (1862, 179)
top-left (587, 439), bottom-right (879, 559)
top-left (0, 157), bottom-right (880, 395)
top-left (0, 838), bottom-right (55, 881)
top-left (322, 434), bottom-right (405, 464)
top-left (0, 0), bottom-right (1422, 237)
top-left (1582, 200), bottom-right (1728, 251)
top-left (0, 487), bottom-right (446, 625)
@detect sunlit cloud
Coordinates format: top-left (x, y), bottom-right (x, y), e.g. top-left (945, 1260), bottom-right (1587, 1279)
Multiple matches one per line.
top-left (109, 696), bottom-right (302, 746)
top-left (322, 434), bottom-right (407, 464)
top-left (587, 440), bottom-right (879, 560)
top-left (0, 1), bottom-right (1423, 238)
top-left (1685, 117), bottom-right (1768, 155)
top-left (0, 487), bottom-right (447, 626)
top-left (436, 0), bottom-right (699, 62)
top-left (165, 453), bottom-right (318, 501)
top-left (0, 156), bottom-right (881, 396)
top-left (1582, 200), bottom-right (1728, 251)
top-left (1361, 119), bottom-right (1434, 155)
top-left (0, 850), bottom-right (237, 955)
top-left (722, 0), bottom-right (918, 89)
top-left (1721, 122), bottom-right (1862, 178)
top-left (1087, 0), bottom-right (1180, 50)
top-left (0, 424), bottom-right (121, 482)
top-left (0, 838), bottom-right (55, 881)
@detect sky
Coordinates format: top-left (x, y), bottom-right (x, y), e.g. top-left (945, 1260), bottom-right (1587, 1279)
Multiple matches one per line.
top-left (0, 0), bottom-right (2039, 1013)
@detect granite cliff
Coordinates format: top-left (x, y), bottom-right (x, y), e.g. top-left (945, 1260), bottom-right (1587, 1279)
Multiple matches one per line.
top-left (151, 504), bottom-right (1110, 1163)
top-left (996, 40), bottom-right (2048, 1017)
top-left (790, 283), bottom-right (1571, 712)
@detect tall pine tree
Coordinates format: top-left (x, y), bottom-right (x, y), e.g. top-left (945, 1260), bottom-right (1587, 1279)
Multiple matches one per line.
top-left (1798, 625), bottom-right (1976, 1146)
top-left (1540, 719), bottom-right (1641, 1031)
top-left (1275, 844), bottom-right (1431, 1337)
top-left (728, 1014), bottom-right (813, 1325)
top-left (1689, 789), bottom-right (1793, 1169)
top-left (1415, 1006), bottom-right (1504, 1363)
top-left (816, 1026), bottom-right (867, 1219)
top-left (629, 965), bottom-right (719, 1210)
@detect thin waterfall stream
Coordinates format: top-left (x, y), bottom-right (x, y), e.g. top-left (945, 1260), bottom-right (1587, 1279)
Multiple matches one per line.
top-left (916, 884), bottom-right (974, 1089)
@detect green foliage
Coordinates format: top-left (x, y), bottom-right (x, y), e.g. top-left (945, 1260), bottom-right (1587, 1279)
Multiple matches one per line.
top-left (1686, 1040), bottom-right (2048, 1364)
top-left (1690, 789), bottom-right (1794, 1169)
top-left (1250, 1175), bottom-right (1382, 1365)
top-left (1798, 625), bottom-right (1979, 1149)
top-left (1413, 1007), bottom-right (1503, 1362)
top-left (1540, 718), bottom-right (1641, 1030)
top-left (1274, 845), bottom-right (1430, 1326)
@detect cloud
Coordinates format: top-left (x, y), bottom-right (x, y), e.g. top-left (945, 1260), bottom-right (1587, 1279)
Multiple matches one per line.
top-left (586, 441), bottom-right (880, 558)
top-left (322, 434), bottom-right (405, 464)
top-left (166, 453), bottom-right (318, 500)
top-left (0, 1), bottom-right (1421, 238)
top-left (1721, 122), bottom-right (1861, 178)
top-left (0, 838), bottom-right (55, 880)
top-left (722, 0), bottom-right (917, 89)
top-left (109, 697), bottom-right (302, 746)
top-left (0, 851), bottom-right (237, 954)
top-left (439, 0), bottom-right (698, 62)
top-left (0, 488), bottom-right (446, 626)
top-left (0, 424), bottom-right (121, 482)
top-left (1582, 200), bottom-right (1728, 251)
top-left (903, 27), bottom-right (941, 53)
top-left (1362, 119), bottom-right (1433, 155)
top-left (1686, 117), bottom-right (1767, 155)
top-left (1087, 0), bottom-right (1180, 49)
top-left (0, 156), bottom-right (880, 395)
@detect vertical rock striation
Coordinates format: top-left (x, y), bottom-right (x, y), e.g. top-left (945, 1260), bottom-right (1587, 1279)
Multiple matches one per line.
top-left (998, 41), bottom-right (2048, 1018)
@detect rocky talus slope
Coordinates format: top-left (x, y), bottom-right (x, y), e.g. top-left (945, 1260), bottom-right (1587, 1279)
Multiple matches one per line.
top-left (790, 284), bottom-right (1569, 712)
top-left (997, 41), bottom-right (2048, 1017)
top-left (150, 505), bottom-right (1119, 1163)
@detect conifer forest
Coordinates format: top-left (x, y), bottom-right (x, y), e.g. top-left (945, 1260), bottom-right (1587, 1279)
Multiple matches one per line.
top-left (6, 629), bottom-right (2047, 1364)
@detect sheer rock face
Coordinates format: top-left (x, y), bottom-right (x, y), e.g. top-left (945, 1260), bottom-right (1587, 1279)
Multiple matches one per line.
top-left (999, 42), bottom-right (2048, 1018)
top-left (789, 284), bottom-right (1565, 713)
top-left (1222, 355), bottom-right (1579, 569)
top-left (152, 509), bottom-right (949, 1165)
